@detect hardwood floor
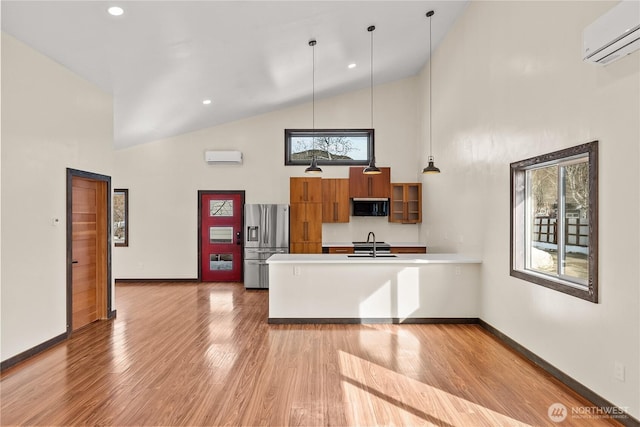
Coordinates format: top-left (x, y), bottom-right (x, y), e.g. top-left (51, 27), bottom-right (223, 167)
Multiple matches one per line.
top-left (1, 282), bottom-right (624, 426)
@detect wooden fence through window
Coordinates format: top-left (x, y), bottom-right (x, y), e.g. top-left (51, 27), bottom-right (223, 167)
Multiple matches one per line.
top-left (533, 216), bottom-right (588, 247)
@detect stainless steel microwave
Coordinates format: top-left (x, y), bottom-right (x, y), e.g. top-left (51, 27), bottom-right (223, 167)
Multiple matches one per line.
top-left (352, 199), bottom-right (389, 217)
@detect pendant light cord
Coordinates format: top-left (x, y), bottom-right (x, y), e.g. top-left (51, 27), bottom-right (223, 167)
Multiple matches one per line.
top-left (369, 26), bottom-right (374, 129)
top-left (310, 40), bottom-right (316, 156)
top-left (312, 42), bottom-right (315, 133)
top-left (428, 13), bottom-right (433, 159)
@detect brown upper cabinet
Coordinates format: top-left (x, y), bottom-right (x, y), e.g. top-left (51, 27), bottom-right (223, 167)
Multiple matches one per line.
top-left (322, 179), bottom-right (350, 223)
top-left (349, 167), bottom-right (391, 198)
top-left (290, 177), bottom-right (322, 203)
top-left (389, 183), bottom-right (422, 224)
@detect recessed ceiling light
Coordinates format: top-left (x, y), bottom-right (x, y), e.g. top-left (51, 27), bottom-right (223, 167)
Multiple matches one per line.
top-left (202, 99), bottom-right (212, 105)
top-left (107, 6), bottom-right (124, 16)
top-left (348, 63), bottom-right (357, 69)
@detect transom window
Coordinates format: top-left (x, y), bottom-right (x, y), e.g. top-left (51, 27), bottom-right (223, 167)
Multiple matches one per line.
top-left (284, 129), bottom-right (374, 166)
top-left (510, 141), bottom-right (598, 302)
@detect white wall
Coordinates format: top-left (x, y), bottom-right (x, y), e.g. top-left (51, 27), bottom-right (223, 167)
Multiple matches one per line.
top-left (113, 77), bottom-right (424, 279)
top-left (1, 33), bottom-right (114, 361)
top-left (418, 1), bottom-right (639, 418)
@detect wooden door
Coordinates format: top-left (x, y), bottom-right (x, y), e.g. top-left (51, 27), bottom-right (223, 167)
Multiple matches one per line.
top-left (70, 176), bottom-right (108, 331)
top-left (199, 191), bottom-right (244, 282)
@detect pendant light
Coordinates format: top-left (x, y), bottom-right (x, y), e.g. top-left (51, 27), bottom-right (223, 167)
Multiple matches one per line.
top-left (422, 10), bottom-right (441, 174)
top-left (305, 39), bottom-right (322, 174)
top-left (363, 25), bottom-right (381, 175)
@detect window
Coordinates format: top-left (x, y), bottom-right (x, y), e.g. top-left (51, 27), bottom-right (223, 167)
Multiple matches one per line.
top-left (113, 189), bottom-right (128, 247)
top-left (285, 129), bottom-right (374, 166)
top-left (510, 141), bottom-right (598, 302)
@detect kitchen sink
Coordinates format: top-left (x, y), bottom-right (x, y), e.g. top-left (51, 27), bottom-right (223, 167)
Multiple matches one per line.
top-left (347, 254), bottom-right (397, 258)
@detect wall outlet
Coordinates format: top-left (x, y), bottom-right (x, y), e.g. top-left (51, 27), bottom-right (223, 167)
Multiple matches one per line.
top-left (455, 266), bottom-right (461, 276)
top-left (614, 361), bottom-right (625, 382)
top-left (293, 266), bottom-right (301, 276)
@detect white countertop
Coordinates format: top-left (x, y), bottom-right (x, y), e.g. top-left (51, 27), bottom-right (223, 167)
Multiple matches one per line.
top-left (322, 242), bottom-right (428, 248)
top-left (267, 253), bottom-right (481, 264)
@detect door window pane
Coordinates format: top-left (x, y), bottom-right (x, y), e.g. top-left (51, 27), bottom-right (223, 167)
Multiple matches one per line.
top-left (210, 254), bottom-right (233, 271)
top-left (210, 227), bottom-right (233, 243)
top-left (113, 189), bottom-right (128, 247)
top-left (210, 200), bottom-right (233, 217)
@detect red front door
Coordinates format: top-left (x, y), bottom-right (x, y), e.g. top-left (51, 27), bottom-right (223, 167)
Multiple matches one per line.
top-left (199, 191), bottom-right (244, 282)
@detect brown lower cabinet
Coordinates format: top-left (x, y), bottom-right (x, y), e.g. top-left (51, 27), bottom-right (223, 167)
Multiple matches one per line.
top-left (326, 246), bottom-right (354, 254)
top-left (291, 242), bottom-right (322, 254)
top-left (390, 246), bottom-right (427, 254)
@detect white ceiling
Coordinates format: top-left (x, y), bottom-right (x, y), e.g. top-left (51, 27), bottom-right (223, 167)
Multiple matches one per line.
top-left (1, 1), bottom-right (468, 148)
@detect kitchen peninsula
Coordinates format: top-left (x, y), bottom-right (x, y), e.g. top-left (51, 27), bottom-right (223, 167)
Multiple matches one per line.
top-left (267, 253), bottom-right (481, 323)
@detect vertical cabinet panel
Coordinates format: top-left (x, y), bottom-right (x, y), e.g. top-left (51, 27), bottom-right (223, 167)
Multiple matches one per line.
top-left (389, 183), bottom-right (422, 224)
top-left (290, 177), bottom-right (322, 254)
top-left (322, 178), bottom-right (350, 223)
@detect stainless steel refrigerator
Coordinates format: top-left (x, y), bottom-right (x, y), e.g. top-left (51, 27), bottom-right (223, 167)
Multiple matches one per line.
top-left (244, 204), bottom-right (289, 289)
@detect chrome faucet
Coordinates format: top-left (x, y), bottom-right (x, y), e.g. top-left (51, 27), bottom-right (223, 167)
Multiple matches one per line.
top-left (366, 231), bottom-right (377, 258)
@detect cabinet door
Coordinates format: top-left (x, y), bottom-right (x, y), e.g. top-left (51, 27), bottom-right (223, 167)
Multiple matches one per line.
top-left (405, 183), bottom-right (422, 223)
top-left (290, 203), bottom-right (322, 245)
top-left (389, 183), bottom-right (422, 224)
top-left (390, 246), bottom-right (426, 254)
top-left (349, 167), bottom-right (391, 198)
top-left (327, 246), bottom-right (354, 254)
top-left (322, 179), bottom-right (350, 223)
top-left (389, 184), bottom-right (406, 223)
top-left (290, 177), bottom-right (322, 203)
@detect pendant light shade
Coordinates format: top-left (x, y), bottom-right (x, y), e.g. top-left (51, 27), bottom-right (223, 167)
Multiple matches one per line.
top-left (305, 157), bottom-right (322, 174)
top-left (305, 39), bottom-right (322, 175)
top-left (422, 10), bottom-right (441, 175)
top-left (363, 156), bottom-right (381, 175)
top-left (363, 25), bottom-right (381, 175)
top-left (422, 156), bottom-right (441, 174)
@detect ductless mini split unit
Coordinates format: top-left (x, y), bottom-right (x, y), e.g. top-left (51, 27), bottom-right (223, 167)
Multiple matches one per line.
top-left (204, 150), bottom-right (243, 164)
top-left (583, 0), bottom-right (640, 65)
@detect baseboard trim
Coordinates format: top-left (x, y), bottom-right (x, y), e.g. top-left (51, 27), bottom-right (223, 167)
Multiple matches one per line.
top-left (268, 317), bottom-right (480, 325)
top-left (479, 320), bottom-right (639, 427)
top-left (1, 332), bottom-right (67, 373)
top-left (115, 278), bottom-right (199, 284)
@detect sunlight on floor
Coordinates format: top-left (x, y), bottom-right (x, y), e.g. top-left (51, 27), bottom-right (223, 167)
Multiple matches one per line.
top-left (338, 350), bottom-right (533, 426)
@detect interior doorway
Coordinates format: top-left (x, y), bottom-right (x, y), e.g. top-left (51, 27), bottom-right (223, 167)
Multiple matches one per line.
top-left (198, 191), bottom-right (245, 282)
top-left (66, 168), bottom-right (113, 334)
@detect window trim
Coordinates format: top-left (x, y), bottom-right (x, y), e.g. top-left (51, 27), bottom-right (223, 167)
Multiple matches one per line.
top-left (284, 128), bottom-right (374, 166)
top-left (510, 141), bottom-right (598, 303)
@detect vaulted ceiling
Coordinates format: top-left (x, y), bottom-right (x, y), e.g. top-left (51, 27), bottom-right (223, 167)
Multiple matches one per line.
top-left (2, 1), bottom-right (468, 148)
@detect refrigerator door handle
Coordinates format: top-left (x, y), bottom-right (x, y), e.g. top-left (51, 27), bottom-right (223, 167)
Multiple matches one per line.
top-left (263, 206), bottom-right (270, 245)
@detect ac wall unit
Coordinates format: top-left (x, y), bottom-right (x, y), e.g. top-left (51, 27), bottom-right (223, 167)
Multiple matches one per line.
top-left (205, 150), bottom-right (243, 164)
top-left (583, 0), bottom-right (640, 65)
